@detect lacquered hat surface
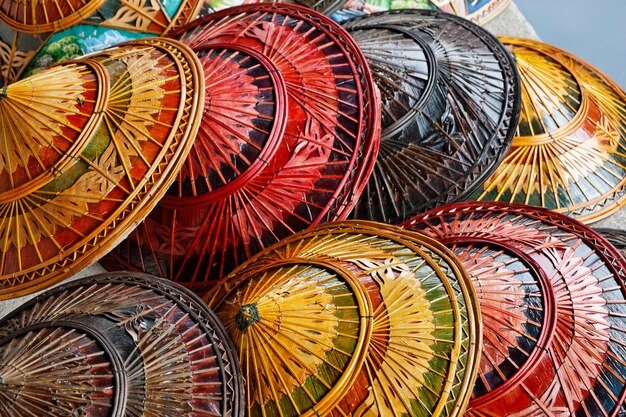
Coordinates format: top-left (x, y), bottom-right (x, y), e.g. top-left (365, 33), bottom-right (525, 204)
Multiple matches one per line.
top-left (207, 258), bottom-right (374, 416)
top-left (103, 3), bottom-right (381, 287)
top-left (472, 38), bottom-right (626, 223)
top-left (344, 10), bottom-right (520, 223)
top-left (404, 202), bottom-right (626, 416)
top-left (0, 272), bottom-right (244, 416)
top-left (0, 38), bottom-right (204, 299)
top-left (207, 220), bottom-right (481, 417)
top-left (0, 0), bottom-right (206, 83)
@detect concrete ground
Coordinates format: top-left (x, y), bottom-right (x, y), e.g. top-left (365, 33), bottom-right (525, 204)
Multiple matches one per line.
top-left (0, 2), bottom-right (620, 319)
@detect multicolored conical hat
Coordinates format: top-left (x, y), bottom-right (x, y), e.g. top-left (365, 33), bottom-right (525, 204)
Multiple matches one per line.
top-left (472, 38), bottom-right (626, 224)
top-left (102, 3), bottom-right (380, 286)
top-left (0, 272), bottom-right (244, 416)
top-left (332, 0), bottom-right (511, 25)
top-left (344, 10), bottom-right (520, 223)
top-left (404, 202), bottom-right (626, 416)
top-left (206, 259), bottom-right (373, 416)
top-left (207, 220), bottom-right (481, 417)
top-left (0, 38), bottom-right (204, 299)
top-left (0, 0), bottom-right (206, 83)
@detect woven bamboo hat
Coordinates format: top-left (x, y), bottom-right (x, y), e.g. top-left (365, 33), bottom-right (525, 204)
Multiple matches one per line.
top-left (206, 259), bottom-right (374, 416)
top-left (336, 0), bottom-right (510, 24)
top-left (404, 201), bottom-right (626, 416)
top-left (0, 271), bottom-right (244, 416)
top-left (102, 3), bottom-right (381, 287)
top-left (472, 38), bottom-right (626, 224)
top-left (207, 220), bottom-right (481, 417)
top-left (0, 321), bottom-right (127, 416)
top-left (0, 38), bottom-right (204, 299)
top-left (0, 0), bottom-right (207, 83)
top-left (102, 42), bottom-right (288, 285)
top-left (343, 10), bottom-right (520, 223)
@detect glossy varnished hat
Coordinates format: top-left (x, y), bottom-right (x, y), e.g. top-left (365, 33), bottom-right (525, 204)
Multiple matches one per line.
top-left (344, 10), bottom-right (520, 223)
top-left (404, 202), bottom-right (626, 416)
top-left (103, 3), bottom-right (381, 287)
top-left (472, 38), bottom-right (626, 223)
top-left (0, 38), bottom-right (204, 299)
top-left (0, 272), bottom-right (244, 416)
top-left (206, 254), bottom-right (374, 416)
top-left (207, 220), bottom-right (481, 417)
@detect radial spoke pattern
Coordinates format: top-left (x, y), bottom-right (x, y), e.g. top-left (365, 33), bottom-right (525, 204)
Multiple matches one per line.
top-left (209, 263), bottom-right (371, 417)
top-left (473, 38), bottom-right (626, 224)
top-left (0, 0), bottom-right (206, 85)
top-left (453, 243), bottom-right (544, 398)
top-left (0, 0), bottom-right (104, 33)
top-left (0, 38), bottom-right (203, 300)
top-left (208, 221), bottom-right (481, 417)
top-left (0, 272), bottom-right (244, 417)
top-left (102, 4), bottom-right (380, 287)
top-left (0, 326), bottom-right (118, 417)
top-left (405, 202), bottom-right (626, 416)
top-left (344, 10), bottom-right (520, 223)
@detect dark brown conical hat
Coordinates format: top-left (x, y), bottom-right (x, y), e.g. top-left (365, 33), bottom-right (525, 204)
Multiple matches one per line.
top-left (343, 10), bottom-right (521, 223)
top-left (0, 38), bottom-right (204, 299)
top-left (0, 272), bottom-right (244, 417)
top-left (472, 38), bottom-right (626, 224)
top-left (0, 322), bottom-right (126, 416)
top-left (404, 202), bottom-right (626, 417)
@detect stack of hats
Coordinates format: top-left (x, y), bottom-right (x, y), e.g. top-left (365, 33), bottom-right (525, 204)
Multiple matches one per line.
top-left (0, 38), bottom-right (204, 299)
top-left (404, 202), bottom-right (626, 416)
top-left (342, 10), bottom-right (521, 223)
top-left (102, 3), bottom-right (381, 289)
top-left (0, 0), bottom-right (212, 83)
top-left (205, 220), bottom-right (481, 416)
top-left (0, 272), bottom-right (244, 416)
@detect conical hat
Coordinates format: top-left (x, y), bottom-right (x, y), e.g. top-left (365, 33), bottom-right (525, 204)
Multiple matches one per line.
top-left (102, 43), bottom-right (288, 284)
top-left (344, 10), bottom-right (520, 223)
top-left (0, 322), bottom-right (127, 416)
top-left (102, 3), bottom-right (380, 286)
top-left (472, 38), bottom-right (626, 224)
top-left (0, 272), bottom-right (244, 416)
top-left (207, 261), bottom-right (373, 417)
top-left (0, 38), bottom-right (204, 299)
top-left (209, 0), bottom-right (512, 24)
top-left (225, 221), bottom-right (481, 417)
top-left (405, 202), bottom-right (626, 416)
top-left (0, 0), bottom-right (206, 84)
